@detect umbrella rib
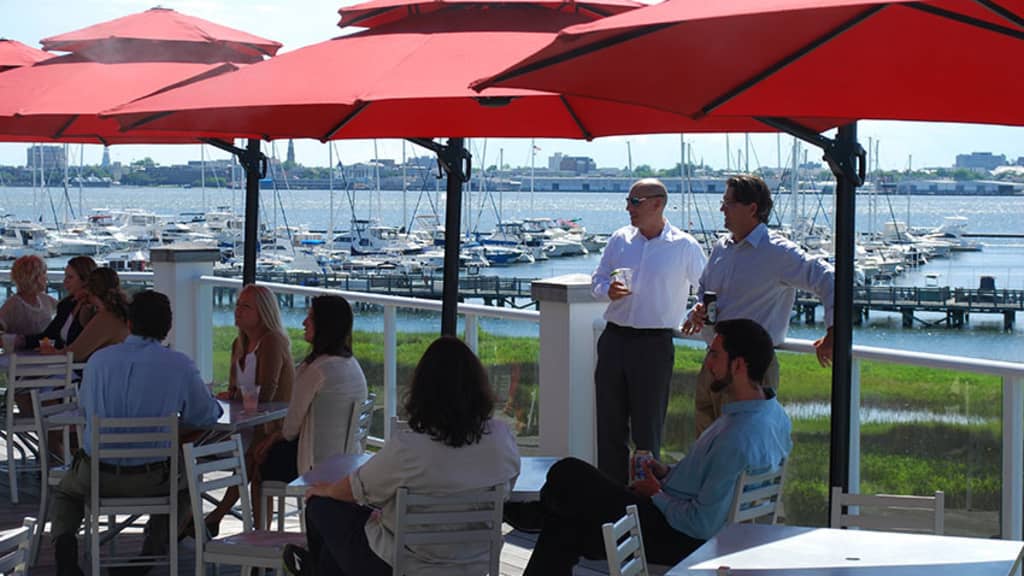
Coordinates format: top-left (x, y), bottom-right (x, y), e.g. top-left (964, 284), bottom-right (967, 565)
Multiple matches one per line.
top-left (699, 5), bottom-right (884, 117)
top-left (53, 115), bottom-right (79, 139)
top-left (122, 111), bottom-right (177, 132)
top-left (476, 23), bottom-right (676, 89)
top-left (558, 95), bottom-right (593, 140)
top-left (908, 2), bottom-right (1024, 39)
top-left (322, 102), bottom-right (369, 141)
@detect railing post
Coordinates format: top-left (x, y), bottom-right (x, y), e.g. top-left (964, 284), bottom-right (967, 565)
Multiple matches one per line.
top-left (150, 245), bottom-right (220, 381)
top-left (465, 313), bottom-right (479, 354)
top-left (383, 304), bottom-right (397, 442)
top-left (850, 358), bottom-right (862, 495)
top-left (1002, 375), bottom-right (1023, 540)
top-left (532, 274), bottom-right (606, 462)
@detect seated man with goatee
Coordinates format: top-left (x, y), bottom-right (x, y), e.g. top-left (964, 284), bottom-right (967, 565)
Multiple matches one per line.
top-left (513, 318), bottom-right (792, 575)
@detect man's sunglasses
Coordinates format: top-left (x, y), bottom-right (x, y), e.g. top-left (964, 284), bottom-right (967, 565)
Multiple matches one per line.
top-left (626, 194), bottom-right (666, 206)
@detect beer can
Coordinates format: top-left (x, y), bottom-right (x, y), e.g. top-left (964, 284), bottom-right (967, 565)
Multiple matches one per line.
top-left (631, 450), bottom-right (654, 482)
top-left (703, 291), bottom-right (718, 325)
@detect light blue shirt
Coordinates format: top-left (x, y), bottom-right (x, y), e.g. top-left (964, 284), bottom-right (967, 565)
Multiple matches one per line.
top-left (696, 223), bottom-right (834, 345)
top-left (80, 335), bottom-right (223, 465)
top-left (592, 221), bottom-right (705, 329)
top-left (650, 394), bottom-right (792, 540)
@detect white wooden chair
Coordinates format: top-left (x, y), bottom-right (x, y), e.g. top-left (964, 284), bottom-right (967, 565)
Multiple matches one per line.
top-left (602, 504), bottom-right (649, 576)
top-left (728, 460), bottom-right (787, 525)
top-left (1, 352), bottom-right (73, 504)
top-left (261, 392), bottom-right (376, 531)
top-left (393, 483), bottom-right (505, 576)
top-left (183, 435), bottom-right (305, 576)
top-left (28, 386), bottom-right (79, 565)
top-left (0, 517), bottom-right (36, 576)
top-left (89, 414), bottom-right (179, 576)
top-left (830, 486), bottom-right (945, 534)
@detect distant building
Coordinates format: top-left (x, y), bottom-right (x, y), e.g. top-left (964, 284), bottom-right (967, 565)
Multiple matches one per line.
top-left (287, 139), bottom-right (296, 165)
top-left (1017, 156), bottom-right (1024, 167)
top-left (955, 152), bottom-right (1006, 171)
top-left (548, 153), bottom-right (596, 174)
top-left (26, 145), bottom-right (65, 169)
top-left (101, 146), bottom-right (111, 168)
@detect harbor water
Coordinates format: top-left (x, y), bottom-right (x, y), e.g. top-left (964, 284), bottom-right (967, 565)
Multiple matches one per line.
top-left (3, 185), bottom-right (1022, 362)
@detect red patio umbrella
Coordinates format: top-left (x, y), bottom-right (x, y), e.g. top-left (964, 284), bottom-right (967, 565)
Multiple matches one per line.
top-left (0, 39), bottom-right (50, 72)
top-left (0, 7), bottom-right (279, 144)
top-left (474, 0), bottom-right (1024, 125)
top-left (475, 0), bottom-right (1024, 516)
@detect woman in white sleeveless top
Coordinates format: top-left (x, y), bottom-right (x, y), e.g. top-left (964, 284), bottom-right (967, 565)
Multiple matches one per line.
top-left (0, 255), bottom-right (57, 336)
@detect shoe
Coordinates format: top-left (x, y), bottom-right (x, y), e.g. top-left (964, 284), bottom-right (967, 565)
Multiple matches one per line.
top-left (204, 518), bottom-right (220, 539)
top-left (503, 501), bottom-right (545, 533)
top-left (282, 543), bottom-right (310, 576)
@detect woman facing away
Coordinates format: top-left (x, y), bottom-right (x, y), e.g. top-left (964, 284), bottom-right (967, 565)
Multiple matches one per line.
top-left (284, 336), bottom-right (521, 576)
top-left (41, 267), bottom-right (129, 363)
top-left (0, 254), bottom-right (57, 337)
top-left (23, 256), bottom-right (97, 351)
top-left (206, 283), bottom-right (295, 536)
top-left (252, 294), bottom-right (368, 526)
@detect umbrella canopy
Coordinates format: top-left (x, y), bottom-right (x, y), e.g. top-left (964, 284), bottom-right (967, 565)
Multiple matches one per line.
top-left (41, 6), bottom-right (282, 63)
top-left (0, 7), bottom-right (278, 143)
top-left (0, 55), bottom-right (246, 143)
top-left (475, 0), bottom-right (1024, 126)
top-left (0, 38), bottom-right (50, 72)
top-left (104, 2), bottom-right (845, 137)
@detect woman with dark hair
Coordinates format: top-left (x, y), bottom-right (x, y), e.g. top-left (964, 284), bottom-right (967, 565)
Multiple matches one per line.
top-left (283, 336), bottom-right (521, 576)
top-left (23, 255), bottom-right (97, 351)
top-left (42, 267), bottom-right (128, 362)
top-left (252, 295), bottom-right (368, 523)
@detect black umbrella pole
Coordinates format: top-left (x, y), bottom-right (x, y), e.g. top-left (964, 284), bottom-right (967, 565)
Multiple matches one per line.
top-left (242, 139), bottom-right (262, 286)
top-left (440, 138), bottom-right (466, 337)
top-left (829, 122), bottom-right (861, 500)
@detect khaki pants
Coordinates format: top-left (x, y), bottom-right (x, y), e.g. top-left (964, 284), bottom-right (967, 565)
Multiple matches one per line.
top-left (51, 452), bottom-right (185, 557)
top-left (695, 353), bottom-right (780, 438)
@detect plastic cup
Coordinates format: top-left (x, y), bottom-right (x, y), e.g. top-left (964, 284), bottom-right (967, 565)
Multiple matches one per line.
top-left (1, 333), bottom-right (17, 354)
top-left (241, 386), bottom-right (260, 413)
top-left (611, 268), bottom-right (633, 292)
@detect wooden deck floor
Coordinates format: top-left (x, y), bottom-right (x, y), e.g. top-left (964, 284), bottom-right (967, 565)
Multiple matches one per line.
top-left (0, 473), bottom-right (609, 575)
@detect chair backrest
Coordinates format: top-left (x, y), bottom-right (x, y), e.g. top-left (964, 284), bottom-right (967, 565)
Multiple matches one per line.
top-left (393, 483), bottom-right (505, 576)
top-left (89, 414), bottom-right (179, 575)
top-left (30, 385), bottom-right (80, 463)
top-left (830, 487), bottom-right (945, 534)
top-left (5, 352), bottom-right (73, 432)
top-left (728, 459), bottom-right (787, 525)
top-left (345, 393), bottom-right (376, 454)
top-left (602, 504), bottom-right (649, 576)
top-left (183, 436), bottom-right (252, 573)
top-left (0, 517), bottom-right (36, 576)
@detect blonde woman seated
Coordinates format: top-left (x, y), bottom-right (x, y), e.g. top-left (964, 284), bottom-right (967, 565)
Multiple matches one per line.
top-left (206, 284), bottom-right (295, 536)
top-left (0, 255), bottom-right (57, 337)
top-left (253, 295), bottom-right (368, 525)
top-left (283, 336), bottom-right (520, 576)
top-left (41, 267), bottom-right (129, 363)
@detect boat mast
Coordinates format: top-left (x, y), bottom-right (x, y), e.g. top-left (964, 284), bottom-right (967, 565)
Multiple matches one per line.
top-left (530, 139), bottom-right (536, 216)
top-left (201, 144), bottom-right (207, 213)
top-left (329, 142), bottom-right (334, 250)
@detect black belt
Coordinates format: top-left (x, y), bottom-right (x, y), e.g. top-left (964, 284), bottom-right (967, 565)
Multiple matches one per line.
top-left (605, 322), bottom-right (673, 336)
top-left (83, 453), bottom-right (169, 475)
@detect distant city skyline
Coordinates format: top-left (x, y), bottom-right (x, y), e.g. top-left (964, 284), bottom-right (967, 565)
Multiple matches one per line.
top-left (3, 0), bottom-right (1024, 172)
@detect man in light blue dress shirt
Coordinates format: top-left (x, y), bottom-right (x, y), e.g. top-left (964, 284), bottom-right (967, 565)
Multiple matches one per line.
top-left (51, 290), bottom-right (222, 576)
top-left (591, 178), bottom-right (706, 485)
top-left (519, 319), bottom-right (792, 575)
top-left (684, 175), bottom-right (834, 437)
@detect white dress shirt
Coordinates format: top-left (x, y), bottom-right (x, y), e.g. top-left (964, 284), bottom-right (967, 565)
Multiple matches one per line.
top-left (592, 220), bottom-right (706, 329)
top-left (696, 223), bottom-right (835, 345)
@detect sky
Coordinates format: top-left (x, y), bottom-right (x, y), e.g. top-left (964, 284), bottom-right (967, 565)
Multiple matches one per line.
top-left (2, 0), bottom-right (1023, 171)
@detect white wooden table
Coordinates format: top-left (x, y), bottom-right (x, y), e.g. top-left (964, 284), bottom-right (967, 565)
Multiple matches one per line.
top-left (670, 523), bottom-right (1024, 576)
top-left (287, 453), bottom-right (557, 501)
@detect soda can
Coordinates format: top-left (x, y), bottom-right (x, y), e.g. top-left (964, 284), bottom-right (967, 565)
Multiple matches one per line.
top-left (631, 450), bottom-right (654, 482)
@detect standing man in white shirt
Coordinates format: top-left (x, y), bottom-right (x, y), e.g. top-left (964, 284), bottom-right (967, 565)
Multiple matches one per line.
top-left (683, 174), bottom-right (835, 437)
top-left (591, 178), bottom-right (706, 485)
